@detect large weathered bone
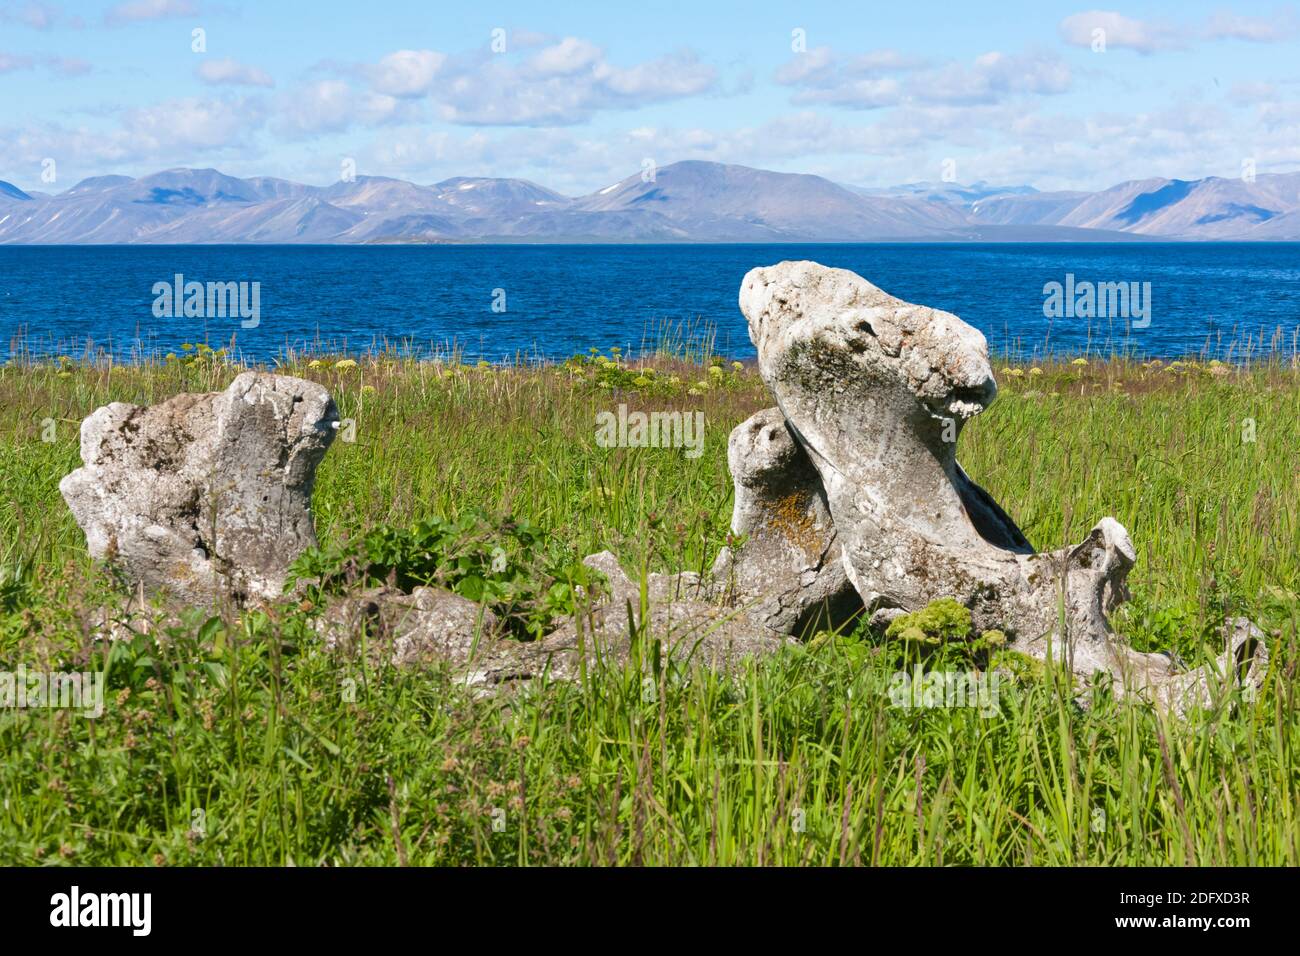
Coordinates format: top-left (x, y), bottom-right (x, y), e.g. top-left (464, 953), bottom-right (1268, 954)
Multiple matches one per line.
top-left (60, 372), bottom-right (338, 606)
top-left (710, 407), bottom-right (861, 636)
top-left (739, 261), bottom-right (1264, 709)
top-left (472, 551), bottom-right (793, 685)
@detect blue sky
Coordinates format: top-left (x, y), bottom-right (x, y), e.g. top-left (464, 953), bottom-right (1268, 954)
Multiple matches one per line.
top-left (2, 0), bottom-right (1298, 194)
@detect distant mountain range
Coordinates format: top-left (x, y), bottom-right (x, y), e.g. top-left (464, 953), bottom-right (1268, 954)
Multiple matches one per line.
top-left (2, 160), bottom-right (1299, 243)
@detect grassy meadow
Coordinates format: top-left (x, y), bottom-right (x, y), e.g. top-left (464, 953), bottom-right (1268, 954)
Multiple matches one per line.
top-left (0, 344), bottom-right (1298, 865)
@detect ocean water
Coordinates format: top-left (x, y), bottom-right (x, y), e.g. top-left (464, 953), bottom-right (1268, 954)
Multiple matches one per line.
top-left (1, 242), bottom-right (1298, 362)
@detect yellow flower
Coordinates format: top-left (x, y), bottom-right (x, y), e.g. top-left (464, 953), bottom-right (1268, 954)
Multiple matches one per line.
top-left (308, 359), bottom-right (324, 369)
top-left (1000, 367), bottom-right (1014, 375)
top-left (1008, 368), bottom-right (1025, 377)
top-left (361, 384), bottom-right (376, 395)
top-left (708, 365), bottom-right (723, 376)
top-left (731, 361), bottom-right (744, 371)
top-left (1071, 358), bottom-right (1088, 366)
top-left (334, 359), bottom-right (358, 370)
top-left (1029, 367), bottom-right (1043, 375)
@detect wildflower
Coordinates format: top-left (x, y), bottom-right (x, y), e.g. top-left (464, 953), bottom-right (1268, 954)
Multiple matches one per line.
top-left (687, 387), bottom-right (703, 396)
top-left (694, 379), bottom-right (711, 390)
top-left (181, 343), bottom-right (194, 351)
top-left (708, 365), bottom-right (723, 376)
top-left (632, 376), bottom-right (650, 388)
top-left (1008, 368), bottom-right (1025, 378)
top-left (334, 359), bottom-right (358, 371)
top-left (980, 629), bottom-right (1008, 648)
top-left (1029, 367), bottom-right (1043, 376)
top-left (731, 361), bottom-right (744, 371)
top-left (361, 384), bottom-right (376, 395)
top-left (308, 359), bottom-right (324, 369)
top-left (1071, 358), bottom-right (1088, 366)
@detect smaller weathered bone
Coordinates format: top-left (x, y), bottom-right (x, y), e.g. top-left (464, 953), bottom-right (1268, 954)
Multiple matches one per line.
top-left (60, 372), bottom-right (337, 606)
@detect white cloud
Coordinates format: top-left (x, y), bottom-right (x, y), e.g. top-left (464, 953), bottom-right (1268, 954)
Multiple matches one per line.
top-left (1058, 11), bottom-right (1186, 53)
top-left (774, 45), bottom-right (834, 85)
top-left (356, 38), bottom-right (718, 127)
top-left (791, 76), bottom-right (903, 109)
top-left (777, 47), bottom-right (1070, 109)
top-left (274, 80), bottom-right (415, 137)
top-left (0, 50), bottom-right (90, 75)
top-left (47, 55), bottom-right (90, 75)
top-left (923, 51), bottom-right (1072, 104)
top-left (1228, 81), bottom-right (1278, 104)
top-left (0, 2), bottom-right (81, 29)
top-left (0, 52), bottom-right (34, 72)
top-left (776, 46), bottom-right (923, 93)
top-left (0, 95), bottom-right (266, 178)
top-left (368, 49), bottom-right (446, 97)
top-left (104, 0), bottom-right (199, 27)
top-left (593, 51), bottom-right (715, 98)
top-left (196, 58), bottom-right (274, 88)
top-left (121, 95), bottom-right (263, 150)
top-left (1205, 8), bottom-right (1298, 42)
top-left (526, 37), bottom-right (602, 77)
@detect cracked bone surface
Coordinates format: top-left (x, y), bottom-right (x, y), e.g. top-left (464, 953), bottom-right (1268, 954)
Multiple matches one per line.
top-left (60, 372), bottom-right (338, 606)
top-left (710, 407), bottom-right (861, 636)
top-left (739, 260), bottom-right (1264, 707)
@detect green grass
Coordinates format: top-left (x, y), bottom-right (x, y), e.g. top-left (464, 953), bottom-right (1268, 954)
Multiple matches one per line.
top-left (0, 349), bottom-right (1297, 865)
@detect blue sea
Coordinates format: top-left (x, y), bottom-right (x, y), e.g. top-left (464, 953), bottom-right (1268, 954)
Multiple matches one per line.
top-left (2, 243), bottom-right (1298, 362)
